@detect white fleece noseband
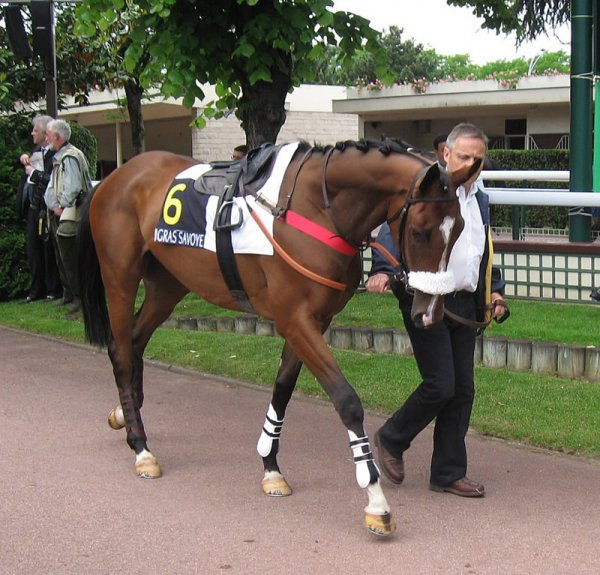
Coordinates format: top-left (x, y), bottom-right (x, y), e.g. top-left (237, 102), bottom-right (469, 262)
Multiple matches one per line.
top-left (408, 270), bottom-right (456, 295)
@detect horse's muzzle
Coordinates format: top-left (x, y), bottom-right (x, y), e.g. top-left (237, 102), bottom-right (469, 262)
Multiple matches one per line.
top-left (411, 290), bottom-right (445, 329)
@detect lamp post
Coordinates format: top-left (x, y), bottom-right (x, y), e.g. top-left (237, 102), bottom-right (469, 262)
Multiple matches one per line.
top-left (31, 0), bottom-right (57, 119)
top-left (569, 0), bottom-right (593, 242)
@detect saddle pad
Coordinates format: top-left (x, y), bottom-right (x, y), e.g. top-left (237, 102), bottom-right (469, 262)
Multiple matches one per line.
top-left (153, 142), bottom-right (296, 256)
top-left (253, 142), bottom-right (299, 205)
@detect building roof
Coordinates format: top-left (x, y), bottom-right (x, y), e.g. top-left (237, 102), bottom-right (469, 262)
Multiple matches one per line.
top-left (332, 75), bottom-right (570, 122)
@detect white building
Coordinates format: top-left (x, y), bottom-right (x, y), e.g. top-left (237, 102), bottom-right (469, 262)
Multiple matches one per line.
top-left (333, 75), bottom-right (570, 151)
top-left (60, 75), bottom-right (571, 178)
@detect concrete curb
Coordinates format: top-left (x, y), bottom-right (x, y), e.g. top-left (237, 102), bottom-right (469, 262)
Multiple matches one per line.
top-left (164, 315), bottom-right (600, 382)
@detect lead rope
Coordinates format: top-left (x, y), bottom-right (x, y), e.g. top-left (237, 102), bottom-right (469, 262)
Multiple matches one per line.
top-left (444, 299), bottom-right (510, 329)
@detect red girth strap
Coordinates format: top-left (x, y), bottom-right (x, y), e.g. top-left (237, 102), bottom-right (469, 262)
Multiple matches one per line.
top-left (280, 210), bottom-right (358, 256)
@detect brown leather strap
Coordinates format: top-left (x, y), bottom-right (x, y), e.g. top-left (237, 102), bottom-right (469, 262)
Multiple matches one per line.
top-left (370, 241), bottom-right (400, 269)
top-left (249, 209), bottom-right (348, 292)
top-left (444, 299), bottom-right (510, 329)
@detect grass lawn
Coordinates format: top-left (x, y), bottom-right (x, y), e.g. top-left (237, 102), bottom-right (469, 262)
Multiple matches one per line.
top-left (1, 292), bottom-right (599, 458)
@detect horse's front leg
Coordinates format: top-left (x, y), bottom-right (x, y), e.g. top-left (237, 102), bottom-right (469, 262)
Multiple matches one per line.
top-left (257, 342), bottom-right (302, 496)
top-left (281, 318), bottom-right (396, 537)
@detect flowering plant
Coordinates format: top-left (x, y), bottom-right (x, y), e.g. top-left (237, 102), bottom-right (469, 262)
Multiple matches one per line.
top-left (412, 78), bottom-right (429, 94)
top-left (355, 77), bottom-right (384, 92)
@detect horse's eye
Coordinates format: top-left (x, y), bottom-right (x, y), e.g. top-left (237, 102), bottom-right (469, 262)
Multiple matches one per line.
top-left (411, 228), bottom-right (430, 243)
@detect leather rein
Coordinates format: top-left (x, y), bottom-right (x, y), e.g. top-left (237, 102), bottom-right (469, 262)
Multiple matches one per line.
top-left (443, 300), bottom-right (510, 329)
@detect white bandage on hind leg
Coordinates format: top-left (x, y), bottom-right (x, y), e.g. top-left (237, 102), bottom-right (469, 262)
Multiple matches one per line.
top-left (257, 403), bottom-right (284, 457)
top-left (348, 430), bottom-right (374, 488)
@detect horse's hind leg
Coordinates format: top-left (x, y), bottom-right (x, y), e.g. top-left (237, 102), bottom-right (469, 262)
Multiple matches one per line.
top-left (108, 256), bottom-right (189, 478)
top-left (257, 342), bottom-right (302, 496)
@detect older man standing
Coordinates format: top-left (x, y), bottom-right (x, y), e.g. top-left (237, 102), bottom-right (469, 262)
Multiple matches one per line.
top-left (21, 114), bottom-right (61, 302)
top-left (44, 119), bottom-right (92, 314)
top-left (369, 123), bottom-right (507, 498)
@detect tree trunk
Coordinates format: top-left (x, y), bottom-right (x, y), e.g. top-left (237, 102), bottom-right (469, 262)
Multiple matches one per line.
top-left (124, 79), bottom-right (145, 156)
top-left (238, 64), bottom-right (291, 149)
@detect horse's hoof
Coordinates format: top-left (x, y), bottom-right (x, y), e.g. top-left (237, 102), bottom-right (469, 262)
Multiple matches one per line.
top-left (135, 455), bottom-right (162, 479)
top-left (261, 475), bottom-right (292, 497)
top-left (107, 407), bottom-right (125, 430)
top-left (364, 512), bottom-right (397, 537)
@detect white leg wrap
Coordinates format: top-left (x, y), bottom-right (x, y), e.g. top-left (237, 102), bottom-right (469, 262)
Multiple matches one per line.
top-left (348, 430), bottom-right (375, 489)
top-left (257, 404), bottom-right (284, 457)
top-left (364, 481), bottom-right (391, 515)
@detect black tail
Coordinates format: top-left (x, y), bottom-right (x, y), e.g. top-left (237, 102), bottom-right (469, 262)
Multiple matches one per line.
top-left (77, 186), bottom-right (111, 347)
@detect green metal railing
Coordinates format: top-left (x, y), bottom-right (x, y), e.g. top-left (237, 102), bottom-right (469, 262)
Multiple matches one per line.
top-left (493, 249), bottom-right (600, 302)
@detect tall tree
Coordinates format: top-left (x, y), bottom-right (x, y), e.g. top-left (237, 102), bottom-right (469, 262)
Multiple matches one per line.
top-left (75, 0), bottom-right (390, 148)
top-left (310, 26), bottom-right (438, 87)
top-left (448, 0), bottom-right (570, 43)
top-left (76, 3), bottom-right (158, 155)
top-left (1, 4), bottom-right (158, 156)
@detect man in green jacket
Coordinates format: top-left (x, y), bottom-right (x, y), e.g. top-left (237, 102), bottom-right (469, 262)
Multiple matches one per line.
top-left (44, 119), bottom-right (92, 314)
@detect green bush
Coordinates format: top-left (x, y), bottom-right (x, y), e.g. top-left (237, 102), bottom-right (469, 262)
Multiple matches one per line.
top-left (0, 232), bottom-right (29, 299)
top-left (488, 149), bottom-right (570, 229)
top-left (70, 121), bottom-right (97, 179)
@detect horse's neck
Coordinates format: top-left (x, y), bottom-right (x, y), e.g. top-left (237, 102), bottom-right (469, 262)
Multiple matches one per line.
top-left (325, 152), bottom-right (413, 242)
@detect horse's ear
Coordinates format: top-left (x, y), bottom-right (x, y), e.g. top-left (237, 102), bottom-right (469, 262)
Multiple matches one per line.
top-left (416, 162), bottom-right (441, 196)
top-left (449, 158), bottom-right (482, 187)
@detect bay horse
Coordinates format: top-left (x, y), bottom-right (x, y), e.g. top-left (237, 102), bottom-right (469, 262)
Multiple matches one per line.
top-left (78, 139), bottom-right (470, 537)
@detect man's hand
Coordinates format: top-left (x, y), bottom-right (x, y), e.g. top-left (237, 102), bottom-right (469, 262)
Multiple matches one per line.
top-left (366, 273), bottom-right (390, 293)
top-left (490, 292), bottom-right (509, 321)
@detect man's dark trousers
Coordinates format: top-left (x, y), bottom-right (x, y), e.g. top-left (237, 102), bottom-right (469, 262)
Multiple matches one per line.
top-left (378, 290), bottom-right (477, 487)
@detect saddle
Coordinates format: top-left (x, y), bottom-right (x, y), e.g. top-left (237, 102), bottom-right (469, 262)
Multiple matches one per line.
top-left (193, 143), bottom-right (284, 313)
top-left (194, 143), bottom-right (282, 200)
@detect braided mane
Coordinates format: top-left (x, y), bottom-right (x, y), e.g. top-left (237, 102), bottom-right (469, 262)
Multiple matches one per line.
top-left (296, 138), bottom-right (434, 163)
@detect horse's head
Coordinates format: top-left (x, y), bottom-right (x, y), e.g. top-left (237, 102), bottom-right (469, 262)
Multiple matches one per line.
top-left (392, 159), bottom-right (481, 328)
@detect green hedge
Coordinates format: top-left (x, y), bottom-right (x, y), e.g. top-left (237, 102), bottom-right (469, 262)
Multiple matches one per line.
top-left (487, 149), bottom-right (570, 229)
top-left (0, 114), bottom-right (98, 301)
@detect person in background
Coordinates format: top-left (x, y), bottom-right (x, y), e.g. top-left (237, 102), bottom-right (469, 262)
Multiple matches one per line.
top-left (19, 114), bottom-right (61, 303)
top-left (44, 119), bottom-right (92, 314)
top-left (433, 134), bottom-right (448, 167)
top-left (369, 123), bottom-right (506, 498)
top-left (232, 144), bottom-right (248, 160)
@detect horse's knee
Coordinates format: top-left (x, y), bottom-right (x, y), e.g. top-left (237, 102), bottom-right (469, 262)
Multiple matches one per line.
top-left (333, 388), bottom-right (364, 428)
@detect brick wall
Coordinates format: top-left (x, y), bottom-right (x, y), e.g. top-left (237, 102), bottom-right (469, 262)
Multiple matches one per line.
top-left (192, 110), bottom-right (358, 162)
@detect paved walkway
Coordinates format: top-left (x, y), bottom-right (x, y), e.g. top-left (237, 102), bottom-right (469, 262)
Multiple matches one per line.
top-left (1, 326), bottom-right (599, 575)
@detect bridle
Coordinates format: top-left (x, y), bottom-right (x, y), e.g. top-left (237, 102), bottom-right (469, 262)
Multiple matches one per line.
top-left (385, 165), bottom-right (458, 287)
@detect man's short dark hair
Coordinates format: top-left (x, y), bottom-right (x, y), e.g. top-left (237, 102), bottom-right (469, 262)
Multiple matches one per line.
top-left (433, 134), bottom-right (447, 149)
top-left (234, 145), bottom-right (248, 154)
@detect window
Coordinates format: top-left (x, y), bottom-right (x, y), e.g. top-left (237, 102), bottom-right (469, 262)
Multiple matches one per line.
top-left (505, 118), bottom-right (527, 149)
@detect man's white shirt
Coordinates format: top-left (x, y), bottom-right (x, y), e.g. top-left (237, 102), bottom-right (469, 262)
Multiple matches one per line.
top-left (447, 176), bottom-right (486, 292)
